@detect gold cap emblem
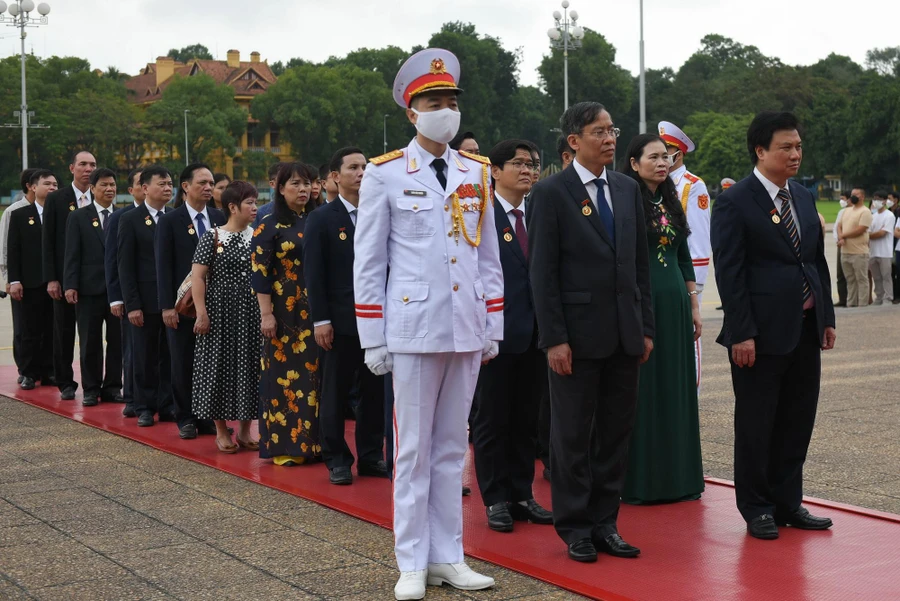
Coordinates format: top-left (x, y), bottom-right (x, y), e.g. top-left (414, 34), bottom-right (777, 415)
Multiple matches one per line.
top-left (430, 58), bottom-right (447, 75)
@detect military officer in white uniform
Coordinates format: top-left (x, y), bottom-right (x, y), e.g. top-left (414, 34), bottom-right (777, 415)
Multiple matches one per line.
top-left (353, 48), bottom-right (503, 601)
top-left (659, 121), bottom-right (711, 390)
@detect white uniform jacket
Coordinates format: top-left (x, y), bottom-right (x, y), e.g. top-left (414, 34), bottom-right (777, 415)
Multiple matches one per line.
top-left (353, 139), bottom-right (504, 354)
top-left (670, 165), bottom-right (711, 287)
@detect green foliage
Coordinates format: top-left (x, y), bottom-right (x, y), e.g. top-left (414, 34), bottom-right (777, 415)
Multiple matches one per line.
top-left (167, 44), bottom-right (213, 64)
top-left (145, 74), bottom-right (247, 165)
top-left (239, 150), bottom-right (279, 184)
top-left (683, 112), bottom-right (754, 186)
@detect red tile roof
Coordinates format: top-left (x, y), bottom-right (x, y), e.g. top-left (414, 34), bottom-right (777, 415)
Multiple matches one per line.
top-left (125, 56), bottom-right (277, 104)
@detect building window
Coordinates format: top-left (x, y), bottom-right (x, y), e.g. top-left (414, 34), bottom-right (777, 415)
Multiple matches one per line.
top-left (247, 123), bottom-right (263, 148)
top-left (269, 126), bottom-right (280, 148)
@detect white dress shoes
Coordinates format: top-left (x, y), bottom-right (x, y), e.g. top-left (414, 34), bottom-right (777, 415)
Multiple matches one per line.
top-left (394, 570), bottom-right (427, 600)
top-left (427, 562), bottom-right (495, 590)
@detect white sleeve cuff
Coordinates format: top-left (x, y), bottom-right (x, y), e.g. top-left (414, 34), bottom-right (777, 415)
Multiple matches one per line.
top-left (313, 320), bottom-right (332, 328)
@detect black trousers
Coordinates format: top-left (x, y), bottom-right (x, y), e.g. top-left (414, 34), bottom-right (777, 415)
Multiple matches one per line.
top-left (472, 345), bottom-right (544, 506)
top-left (132, 312), bottom-right (173, 416)
top-left (19, 287), bottom-right (53, 380)
top-left (549, 352), bottom-right (640, 544)
top-left (75, 294), bottom-right (122, 399)
top-left (536, 370), bottom-right (551, 471)
top-left (836, 247), bottom-right (847, 305)
top-left (731, 313), bottom-right (821, 522)
top-left (51, 298), bottom-right (77, 390)
top-left (319, 335), bottom-right (385, 470)
top-left (10, 297), bottom-right (23, 374)
top-left (166, 318), bottom-right (198, 428)
top-left (121, 314), bottom-right (135, 403)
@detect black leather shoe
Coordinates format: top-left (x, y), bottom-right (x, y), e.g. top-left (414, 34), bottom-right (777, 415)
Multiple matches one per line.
top-left (775, 506), bottom-right (833, 530)
top-left (486, 503), bottom-right (514, 532)
top-left (747, 514), bottom-right (779, 540)
top-left (137, 412), bottom-right (155, 427)
top-left (594, 533), bottom-right (641, 557)
top-left (567, 539), bottom-right (598, 563)
top-left (357, 460), bottom-right (388, 478)
top-left (122, 404), bottom-right (137, 418)
top-left (178, 423), bottom-right (198, 439)
top-left (329, 466), bottom-right (353, 485)
top-left (158, 412), bottom-right (178, 423)
top-left (20, 377), bottom-right (35, 390)
top-left (60, 386), bottom-right (76, 401)
top-left (462, 486), bottom-right (472, 496)
top-left (542, 467), bottom-right (551, 482)
top-left (509, 499), bottom-right (553, 525)
top-left (17, 375), bottom-right (24, 384)
top-left (82, 395), bottom-right (99, 407)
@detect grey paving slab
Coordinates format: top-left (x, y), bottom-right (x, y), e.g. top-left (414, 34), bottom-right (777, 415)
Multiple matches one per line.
top-left (29, 577), bottom-right (174, 601)
top-left (0, 540), bottom-right (130, 589)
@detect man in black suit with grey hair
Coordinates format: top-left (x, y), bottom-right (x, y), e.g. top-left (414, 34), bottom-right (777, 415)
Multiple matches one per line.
top-left (528, 101), bottom-right (654, 564)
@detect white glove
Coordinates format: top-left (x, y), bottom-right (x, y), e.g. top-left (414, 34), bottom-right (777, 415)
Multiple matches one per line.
top-left (364, 345), bottom-right (393, 376)
top-left (482, 340), bottom-right (499, 361)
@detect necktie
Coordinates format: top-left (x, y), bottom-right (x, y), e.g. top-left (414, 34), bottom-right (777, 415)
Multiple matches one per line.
top-left (593, 178), bottom-right (616, 247)
top-left (79, 194), bottom-right (89, 208)
top-left (101, 209), bottom-right (110, 233)
top-left (432, 158), bottom-right (447, 190)
top-left (510, 208), bottom-right (528, 259)
top-left (777, 188), bottom-right (811, 304)
top-left (195, 213), bottom-right (207, 237)
top-left (349, 208), bottom-right (357, 227)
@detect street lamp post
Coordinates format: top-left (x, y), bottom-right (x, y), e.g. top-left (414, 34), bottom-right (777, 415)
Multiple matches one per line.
top-left (638, 0), bottom-right (646, 134)
top-left (547, 0), bottom-right (584, 110)
top-left (0, 0), bottom-right (51, 171)
top-left (183, 109), bottom-right (190, 166)
top-left (383, 114), bottom-right (389, 154)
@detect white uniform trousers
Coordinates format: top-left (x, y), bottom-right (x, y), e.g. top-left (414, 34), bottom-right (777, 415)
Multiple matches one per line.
top-left (391, 351), bottom-right (481, 572)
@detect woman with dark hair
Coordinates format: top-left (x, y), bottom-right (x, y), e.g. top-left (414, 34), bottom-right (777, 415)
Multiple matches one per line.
top-left (191, 181), bottom-right (261, 453)
top-left (619, 133), bottom-right (704, 504)
top-left (211, 173), bottom-right (231, 210)
top-left (251, 162), bottom-right (322, 465)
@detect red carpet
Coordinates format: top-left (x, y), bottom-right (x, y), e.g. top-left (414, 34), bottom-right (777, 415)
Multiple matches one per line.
top-left (3, 365), bottom-right (899, 601)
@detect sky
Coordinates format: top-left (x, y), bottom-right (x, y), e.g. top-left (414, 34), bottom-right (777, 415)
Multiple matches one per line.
top-left (2, 0), bottom-right (898, 88)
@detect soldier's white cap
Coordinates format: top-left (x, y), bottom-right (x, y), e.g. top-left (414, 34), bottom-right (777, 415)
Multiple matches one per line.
top-left (393, 48), bottom-right (463, 108)
top-left (658, 121), bottom-right (695, 153)
top-left (721, 178), bottom-right (736, 190)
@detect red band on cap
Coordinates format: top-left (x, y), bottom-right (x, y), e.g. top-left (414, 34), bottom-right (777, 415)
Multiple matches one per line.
top-left (404, 73), bottom-right (457, 105)
top-left (660, 134), bottom-right (688, 154)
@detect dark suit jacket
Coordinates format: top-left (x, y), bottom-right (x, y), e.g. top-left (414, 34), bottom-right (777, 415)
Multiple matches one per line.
top-left (42, 184), bottom-right (91, 284)
top-left (64, 204), bottom-right (112, 296)
top-left (105, 204), bottom-right (137, 305)
top-left (155, 204), bottom-right (226, 312)
top-left (493, 198), bottom-right (535, 354)
top-left (8, 204), bottom-right (45, 289)
top-left (118, 204), bottom-right (164, 314)
top-left (711, 174), bottom-right (835, 355)
top-left (528, 164), bottom-right (653, 359)
top-left (303, 198), bottom-right (358, 336)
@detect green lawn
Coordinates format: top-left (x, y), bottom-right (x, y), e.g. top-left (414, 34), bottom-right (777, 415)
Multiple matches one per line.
top-left (816, 199), bottom-right (842, 224)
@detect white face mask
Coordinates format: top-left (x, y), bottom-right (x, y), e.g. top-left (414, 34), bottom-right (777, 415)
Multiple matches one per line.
top-left (666, 151), bottom-right (679, 168)
top-left (872, 200), bottom-right (884, 211)
top-left (411, 108), bottom-right (461, 145)
top-left (839, 199), bottom-right (848, 208)
top-left (887, 200), bottom-right (895, 209)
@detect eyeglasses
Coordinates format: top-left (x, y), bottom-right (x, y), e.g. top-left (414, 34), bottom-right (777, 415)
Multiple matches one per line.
top-left (506, 160), bottom-right (540, 172)
top-left (584, 127), bottom-right (621, 139)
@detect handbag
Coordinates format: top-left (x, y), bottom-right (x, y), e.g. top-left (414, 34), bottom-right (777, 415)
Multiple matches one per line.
top-left (174, 227), bottom-right (218, 318)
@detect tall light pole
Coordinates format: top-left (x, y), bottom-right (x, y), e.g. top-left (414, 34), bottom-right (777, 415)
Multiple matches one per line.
top-left (383, 114), bottom-right (389, 154)
top-left (547, 0), bottom-right (584, 110)
top-left (183, 109), bottom-right (190, 166)
top-left (0, 0), bottom-right (51, 171)
top-left (638, 0), bottom-right (646, 134)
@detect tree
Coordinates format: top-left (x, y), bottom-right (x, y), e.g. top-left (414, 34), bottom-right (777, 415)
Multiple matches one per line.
top-left (682, 112), bottom-right (754, 187)
top-left (167, 44), bottom-right (213, 64)
top-left (145, 74), bottom-right (247, 165)
top-left (537, 28), bottom-right (634, 127)
top-left (843, 73), bottom-right (900, 186)
top-left (103, 66), bottom-right (129, 83)
top-left (240, 150), bottom-right (279, 184)
top-left (325, 46), bottom-right (407, 88)
top-left (865, 47), bottom-right (900, 77)
top-left (271, 58), bottom-right (309, 77)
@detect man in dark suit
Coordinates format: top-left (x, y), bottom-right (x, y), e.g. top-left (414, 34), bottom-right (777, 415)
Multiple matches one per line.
top-left (156, 163), bottom-right (226, 439)
top-left (472, 139), bottom-right (552, 532)
top-left (711, 111), bottom-right (836, 540)
top-left (8, 169), bottom-right (58, 389)
top-left (528, 101), bottom-right (654, 563)
top-left (63, 168), bottom-right (123, 407)
top-left (305, 147), bottom-right (387, 485)
top-left (42, 150), bottom-right (97, 400)
top-left (106, 169), bottom-right (144, 417)
top-left (118, 165), bottom-right (175, 428)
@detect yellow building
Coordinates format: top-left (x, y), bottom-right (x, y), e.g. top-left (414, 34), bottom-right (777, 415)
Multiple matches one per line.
top-left (125, 50), bottom-right (292, 178)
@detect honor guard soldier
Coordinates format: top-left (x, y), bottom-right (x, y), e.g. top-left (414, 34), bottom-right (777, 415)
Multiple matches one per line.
top-left (659, 121), bottom-right (711, 389)
top-left (721, 177), bottom-right (736, 191)
top-left (353, 48), bottom-right (503, 601)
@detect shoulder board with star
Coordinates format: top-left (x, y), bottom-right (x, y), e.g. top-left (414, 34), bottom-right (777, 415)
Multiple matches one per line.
top-left (684, 172), bottom-right (700, 184)
top-left (458, 150), bottom-right (491, 165)
top-left (369, 149), bottom-right (404, 166)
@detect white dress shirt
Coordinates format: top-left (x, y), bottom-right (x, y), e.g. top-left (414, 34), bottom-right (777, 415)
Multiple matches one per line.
top-left (572, 158), bottom-right (613, 215)
top-left (754, 167), bottom-right (801, 239)
top-left (146, 203), bottom-right (165, 223)
top-left (73, 183), bottom-right (92, 208)
top-left (494, 192), bottom-right (526, 232)
top-left (185, 203), bottom-right (211, 231)
top-left (93, 200), bottom-right (112, 228)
